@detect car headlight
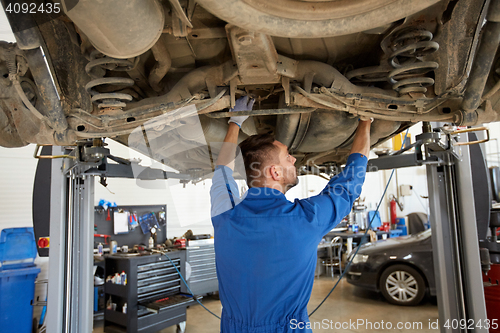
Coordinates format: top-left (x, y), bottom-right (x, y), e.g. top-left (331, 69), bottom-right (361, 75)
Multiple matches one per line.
top-left (352, 254), bottom-right (369, 264)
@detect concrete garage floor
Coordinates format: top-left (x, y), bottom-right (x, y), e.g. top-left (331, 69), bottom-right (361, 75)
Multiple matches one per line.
top-left (95, 277), bottom-right (439, 332)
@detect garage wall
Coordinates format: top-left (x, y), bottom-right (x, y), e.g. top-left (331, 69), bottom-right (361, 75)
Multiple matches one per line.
top-left (0, 3), bottom-right (14, 42)
top-left (0, 145), bottom-right (38, 231)
top-left (93, 139), bottom-right (217, 238)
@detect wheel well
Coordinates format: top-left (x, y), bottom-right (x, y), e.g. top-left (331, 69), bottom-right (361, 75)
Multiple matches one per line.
top-left (376, 261), bottom-right (430, 291)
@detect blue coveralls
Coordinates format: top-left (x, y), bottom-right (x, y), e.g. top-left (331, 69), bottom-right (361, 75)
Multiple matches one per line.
top-left (210, 153), bottom-right (367, 333)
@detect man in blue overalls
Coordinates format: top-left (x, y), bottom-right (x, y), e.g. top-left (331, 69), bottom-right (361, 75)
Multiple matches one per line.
top-left (211, 97), bottom-right (371, 332)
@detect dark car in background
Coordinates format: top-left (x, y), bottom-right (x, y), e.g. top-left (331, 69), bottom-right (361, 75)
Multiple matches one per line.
top-left (346, 229), bottom-right (435, 306)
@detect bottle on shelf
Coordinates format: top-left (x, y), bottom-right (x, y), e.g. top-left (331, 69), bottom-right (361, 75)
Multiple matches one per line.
top-left (120, 271), bottom-right (127, 285)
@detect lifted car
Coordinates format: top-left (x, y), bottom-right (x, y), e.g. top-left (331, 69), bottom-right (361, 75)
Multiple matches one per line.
top-left (0, 0), bottom-right (499, 177)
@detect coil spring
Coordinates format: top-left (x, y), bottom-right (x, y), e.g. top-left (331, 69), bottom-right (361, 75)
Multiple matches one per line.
top-left (84, 51), bottom-right (136, 109)
top-left (345, 66), bottom-right (390, 83)
top-left (387, 28), bottom-right (439, 94)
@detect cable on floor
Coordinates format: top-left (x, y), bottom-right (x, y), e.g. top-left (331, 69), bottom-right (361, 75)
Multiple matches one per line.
top-left (160, 251), bottom-right (222, 320)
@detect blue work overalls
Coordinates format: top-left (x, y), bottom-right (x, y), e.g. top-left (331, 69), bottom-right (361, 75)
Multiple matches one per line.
top-left (210, 153), bottom-right (367, 333)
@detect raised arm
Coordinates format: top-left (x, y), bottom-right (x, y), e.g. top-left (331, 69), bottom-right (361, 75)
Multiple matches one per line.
top-left (349, 119), bottom-right (371, 158)
top-left (216, 122), bottom-right (241, 170)
top-left (298, 120), bottom-right (371, 234)
top-left (210, 96), bottom-right (254, 217)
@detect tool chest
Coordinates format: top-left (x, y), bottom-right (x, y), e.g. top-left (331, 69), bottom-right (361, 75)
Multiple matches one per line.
top-left (103, 250), bottom-right (198, 333)
top-left (186, 239), bottom-right (218, 295)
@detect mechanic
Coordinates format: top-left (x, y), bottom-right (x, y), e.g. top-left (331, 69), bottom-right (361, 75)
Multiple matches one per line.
top-left (210, 96), bottom-right (371, 332)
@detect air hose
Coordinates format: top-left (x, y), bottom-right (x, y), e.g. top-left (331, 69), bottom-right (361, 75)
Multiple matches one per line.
top-left (157, 250), bottom-right (221, 320)
top-left (309, 128), bottom-right (409, 317)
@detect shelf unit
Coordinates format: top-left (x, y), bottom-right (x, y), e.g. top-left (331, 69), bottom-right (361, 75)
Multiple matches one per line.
top-left (104, 250), bottom-right (196, 333)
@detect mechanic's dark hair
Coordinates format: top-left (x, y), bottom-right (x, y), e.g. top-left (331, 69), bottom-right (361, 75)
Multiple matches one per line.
top-left (239, 134), bottom-right (279, 187)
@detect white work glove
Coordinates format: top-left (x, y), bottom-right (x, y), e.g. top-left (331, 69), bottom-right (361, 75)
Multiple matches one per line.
top-left (228, 96), bottom-right (255, 128)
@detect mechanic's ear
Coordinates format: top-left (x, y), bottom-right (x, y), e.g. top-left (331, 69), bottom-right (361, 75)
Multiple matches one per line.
top-left (269, 165), bottom-right (283, 181)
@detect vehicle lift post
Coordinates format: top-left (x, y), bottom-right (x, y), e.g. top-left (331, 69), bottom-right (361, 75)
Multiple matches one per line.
top-left (368, 122), bottom-right (489, 333)
top-left (41, 141), bottom-right (194, 332)
top-left (45, 146), bottom-right (95, 333)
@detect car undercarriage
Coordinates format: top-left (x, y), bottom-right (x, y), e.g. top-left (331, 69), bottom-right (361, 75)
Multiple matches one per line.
top-left (0, 0), bottom-right (499, 177)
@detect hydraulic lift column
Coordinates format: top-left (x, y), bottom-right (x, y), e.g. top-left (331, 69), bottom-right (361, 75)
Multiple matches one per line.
top-left (424, 124), bottom-right (487, 332)
top-left (45, 146), bottom-right (95, 333)
top-left (368, 123), bottom-right (488, 332)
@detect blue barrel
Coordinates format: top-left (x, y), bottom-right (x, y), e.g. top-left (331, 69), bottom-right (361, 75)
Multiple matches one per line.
top-left (0, 228), bottom-right (40, 333)
top-left (0, 266), bottom-right (40, 332)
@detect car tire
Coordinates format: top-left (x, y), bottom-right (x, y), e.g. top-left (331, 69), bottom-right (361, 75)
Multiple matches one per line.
top-left (379, 264), bottom-right (426, 306)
